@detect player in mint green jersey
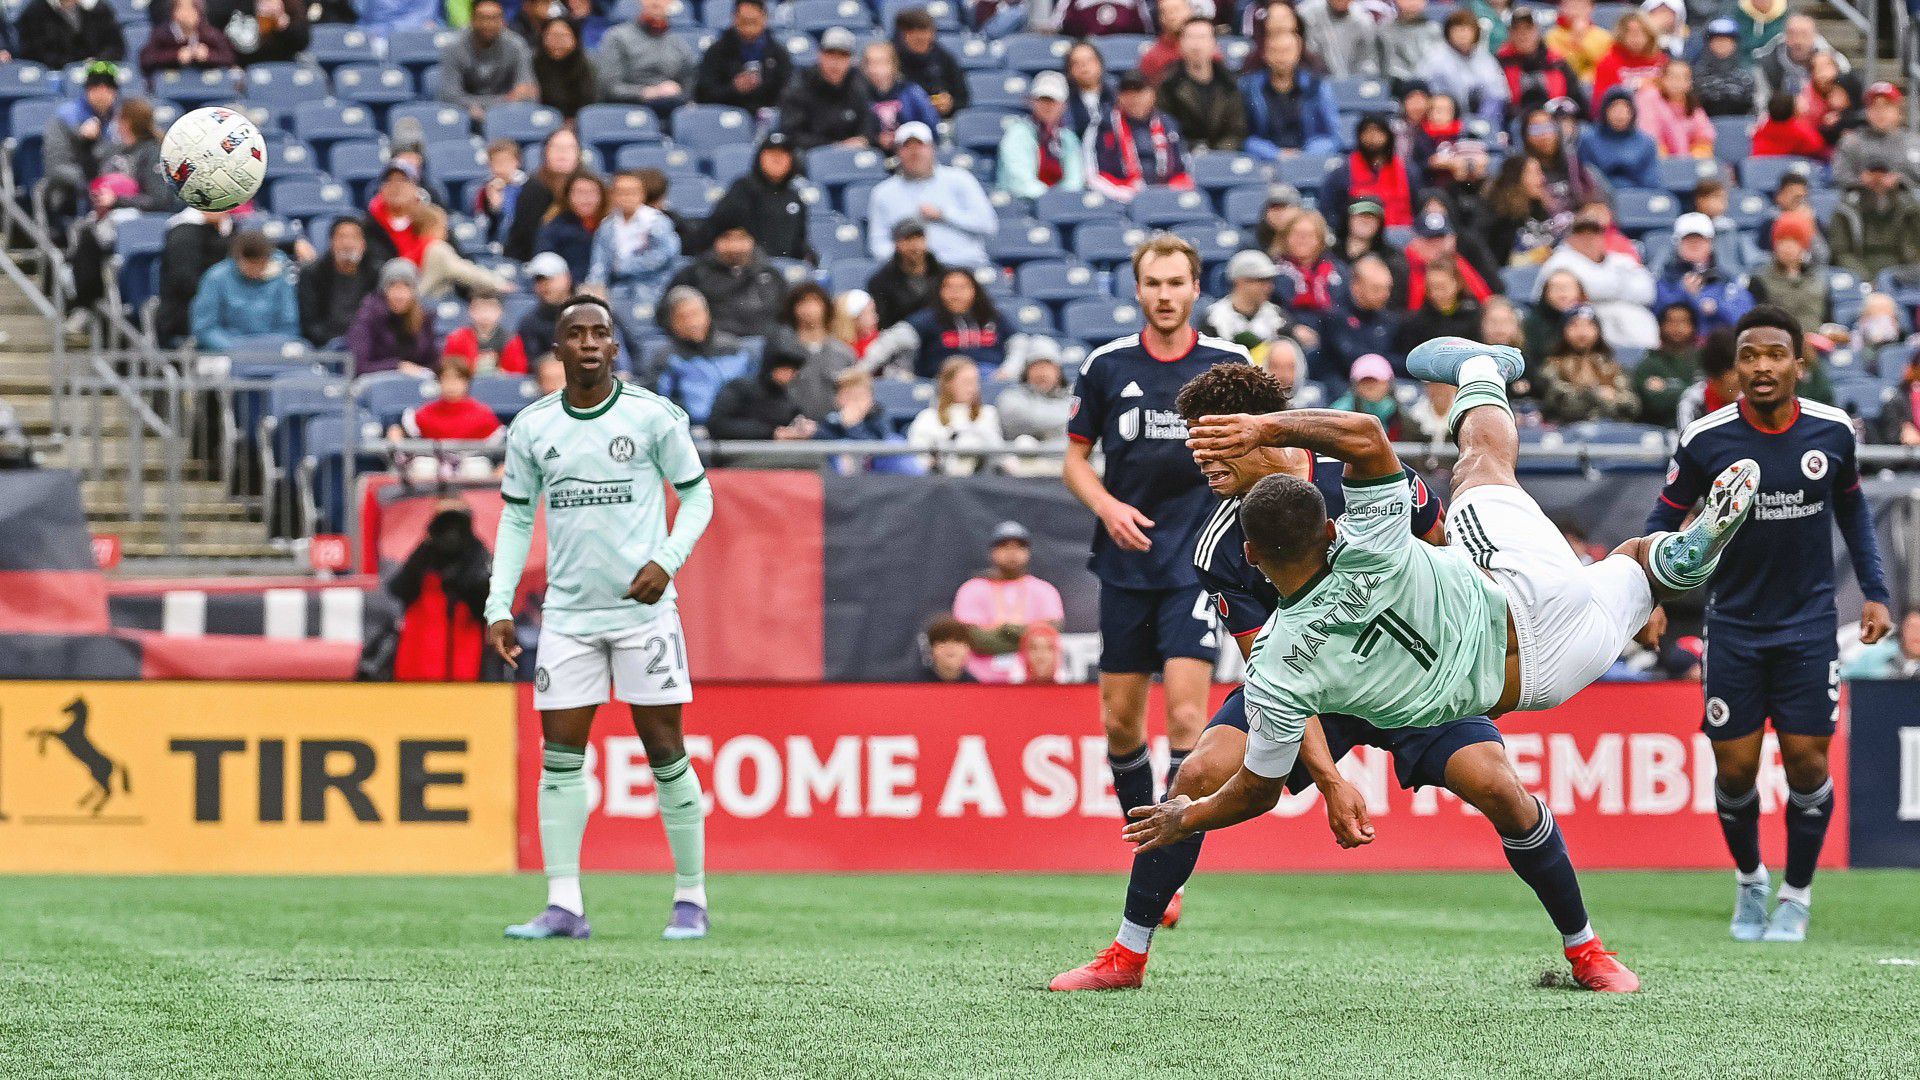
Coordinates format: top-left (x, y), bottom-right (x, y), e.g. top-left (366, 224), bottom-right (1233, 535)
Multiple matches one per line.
top-left (1123, 337), bottom-right (1762, 991)
top-left (485, 296), bottom-right (716, 942)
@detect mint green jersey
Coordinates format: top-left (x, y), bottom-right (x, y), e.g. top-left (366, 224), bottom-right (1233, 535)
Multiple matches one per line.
top-left (1242, 473), bottom-right (1510, 766)
top-left (484, 380), bottom-right (706, 636)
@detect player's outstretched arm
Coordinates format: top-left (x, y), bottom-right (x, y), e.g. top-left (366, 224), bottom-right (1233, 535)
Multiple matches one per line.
top-left (1187, 409), bottom-right (1401, 481)
top-left (1123, 764), bottom-right (1290, 852)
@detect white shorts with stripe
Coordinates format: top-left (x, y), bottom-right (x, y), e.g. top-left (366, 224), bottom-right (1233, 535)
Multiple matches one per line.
top-left (533, 611), bottom-right (694, 711)
top-left (1448, 485), bottom-right (1654, 712)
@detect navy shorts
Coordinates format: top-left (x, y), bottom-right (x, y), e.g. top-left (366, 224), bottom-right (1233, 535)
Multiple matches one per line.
top-left (1205, 688), bottom-right (1502, 791)
top-left (1097, 582), bottom-right (1216, 674)
top-left (1702, 627), bottom-right (1840, 741)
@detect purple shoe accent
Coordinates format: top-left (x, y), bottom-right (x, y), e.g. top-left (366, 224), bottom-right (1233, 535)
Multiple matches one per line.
top-left (505, 904), bottom-right (591, 940)
top-left (662, 900), bottom-right (709, 940)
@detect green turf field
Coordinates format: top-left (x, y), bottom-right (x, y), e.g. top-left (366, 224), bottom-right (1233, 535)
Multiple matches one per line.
top-left (4, 871), bottom-right (1918, 1079)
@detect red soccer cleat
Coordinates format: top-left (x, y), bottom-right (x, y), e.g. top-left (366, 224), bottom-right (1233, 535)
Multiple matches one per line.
top-left (1160, 889), bottom-right (1184, 929)
top-left (1048, 942), bottom-right (1148, 991)
top-left (1564, 938), bottom-right (1641, 993)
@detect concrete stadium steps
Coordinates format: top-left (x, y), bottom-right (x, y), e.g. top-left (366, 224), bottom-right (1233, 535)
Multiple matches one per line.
top-left (79, 478), bottom-right (254, 521)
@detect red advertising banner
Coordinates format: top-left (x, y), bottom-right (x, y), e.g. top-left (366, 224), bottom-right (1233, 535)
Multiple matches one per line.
top-left (515, 683), bottom-right (1848, 872)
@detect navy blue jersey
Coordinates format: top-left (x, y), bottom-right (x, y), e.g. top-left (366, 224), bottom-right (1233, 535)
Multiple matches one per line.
top-left (1067, 331), bottom-right (1250, 589)
top-left (1648, 399), bottom-right (1888, 641)
top-left (1194, 456), bottom-right (1443, 639)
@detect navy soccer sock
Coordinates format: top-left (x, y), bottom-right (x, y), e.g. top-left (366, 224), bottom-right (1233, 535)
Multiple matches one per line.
top-left (1714, 781), bottom-right (1763, 876)
top-left (1500, 796), bottom-right (1593, 944)
top-left (1109, 745), bottom-right (1155, 816)
top-left (1783, 777), bottom-right (1834, 892)
top-left (1120, 832), bottom-right (1205, 949)
top-left (1163, 748), bottom-right (1191, 800)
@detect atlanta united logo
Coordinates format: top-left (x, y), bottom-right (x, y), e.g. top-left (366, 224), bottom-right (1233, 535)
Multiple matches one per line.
top-left (1706, 697), bottom-right (1730, 727)
top-left (535, 667), bottom-right (551, 693)
top-left (1801, 450), bottom-right (1827, 480)
top-left (609, 436), bottom-right (635, 462)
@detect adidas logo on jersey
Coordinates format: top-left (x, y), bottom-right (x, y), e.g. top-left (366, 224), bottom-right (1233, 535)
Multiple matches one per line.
top-left (544, 447), bottom-right (560, 460)
top-left (1120, 381), bottom-right (1144, 398)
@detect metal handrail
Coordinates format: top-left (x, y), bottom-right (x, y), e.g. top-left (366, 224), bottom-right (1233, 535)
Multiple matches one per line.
top-left (1826, 0), bottom-right (1879, 81)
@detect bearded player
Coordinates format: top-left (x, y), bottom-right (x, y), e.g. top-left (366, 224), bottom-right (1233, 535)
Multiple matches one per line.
top-left (1062, 233), bottom-right (1247, 885)
top-left (486, 296), bottom-right (715, 941)
top-left (1122, 336), bottom-right (1764, 990)
top-left (1050, 364), bottom-right (1636, 993)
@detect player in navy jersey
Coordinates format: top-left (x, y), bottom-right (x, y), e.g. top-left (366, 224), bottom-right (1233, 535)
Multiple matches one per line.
top-left (1051, 363), bottom-right (1638, 994)
top-left (1062, 233), bottom-right (1251, 865)
top-left (1647, 306), bottom-right (1892, 944)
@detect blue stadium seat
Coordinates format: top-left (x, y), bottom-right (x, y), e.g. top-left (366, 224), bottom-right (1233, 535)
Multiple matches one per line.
top-left (1613, 189), bottom-right (1678, 236)
top-left (828, 256), bottom-right (878, 294)
top-left (291, 101), bottom-right (378, 166)
top-left (483, 102), bottom-right (564, 146)
top-left (1062, 297), bottom-right (1142, 348)
top-left (769, 256), bottom-right (818, 287)
top-left (967, 71), bottom-right (1030, 111)
top-left (269, 176), bottom-right (355, 218)
top-left (1220, 183), bottom-right (1275, 227)
top-left (332, 64), bottom-right (417, 124)
top-left (260, 370), bottom-right (345, 495)
top-left (1590, 2), bottom-right (1631, 29)
top-left (305, 24), bottom-right (380, 71)
top-left (357, 371), bottom-right (436, 427)
top-left (810, 214), bottom-right (868, 261)
top-left (670, 103), bottom-right (752, 152)
top-left (1330, 75), bottom-right (1390, 114)
top-left (1711, 117), bottom-right (1751, 163)
top-left (1829, 378), bottom-right (1893, 420)
top-left (386, 29), bottom-right (455, 79)
top-left (1093, 35), bottom-right (1151, 72)
top-left (663, 174), bottom-right (724, 217)
top-left (785, 0), bottom-right (875, 33)
top-left (1073, 221), bottom-right (1151, 266)
top-left (951, 109), bottom-right (1018, 154)
top-left (1655, 155), bottom-right (1721, 197)
top-left (1740, 156), bottom-right (1821, 192)
top-left (1015, 259), bottom-right (1102, 306)
top-left (706, 143), bottom-right (755, 185)
top-left (4, 98), bottom-right (62, 193)
top-left (301, 413), bottom-right (385, 535)
top-left (1275, 151), bottom-right (1339, 190)
top-left (326, 141), bottom-right (389, 204)
top-left (1501, 264), bottom-right (1541, 299)
top-left (1033, 187), bottom-right (1122, 234)
top-left (152, 67), bottom-right (239, 106)
top-left (388, 101), bottom-right (472, 145)
top-left (872, 377), bottom-right (934, 433)
top-left (986, 219), bottom-right (1067, 265)
top-left (425, 139), bottom-right (490, 193)
top-left (1001, 34), bottom-right (1071, 74)
top-left (781, 32), bottom-right (818, 68)
top-left (615, 143), bottom-right (697, 172)
top-left (807, 144), bottom-right (887, 193)
top-left (110, 214), bottom-right (172, 315)
top-left (1002, 298), bottom-right (1057, 334)
top-left (1828, 267), bottom-right (1870, 325)
top-left (1126, 188), bottom-right (1217, 227)
top-left (1723, 188), bottom-right (1771, 232)
top-left (578, 103), bottom-right (664, 162)
top-left (1187, 152), bottom-right (1267, 196)
top-left (881, 0), bottom-right (961, 30)
top-left (0, 64), bottom-right (58, 129)
top-left (1170, 221), bottom-right (1243, 265)
top-left (840, 177), bottom-right (878, 220)
top-left (953, 35), bottom-right (1006, 71)
top-left (471, 373), bottom-right (541, 421)
top-left (243, 62), bottom-right (327, 116)
top-left (260, 135), bottom-right (321, 181)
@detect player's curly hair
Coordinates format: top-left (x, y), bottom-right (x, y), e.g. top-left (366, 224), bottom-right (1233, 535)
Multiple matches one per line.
top-left (1174, 362), bottom-right (1293, 423)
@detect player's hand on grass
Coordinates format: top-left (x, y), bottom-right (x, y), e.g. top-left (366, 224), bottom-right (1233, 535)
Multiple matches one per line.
top-left (488, 620), bottom-right (520, 664)
top-left (1098, 499), bottom-right (1155, 552)
top-left (1321, 782), bottom-right (1375, 849)
top-left (1185, 414), bottom-right (1268, 462)
top-left (1860, 600), bottom-right (1893, 645)
top-left (625, 561), bottom-right (672, 605)
top-left (1122, 796), bottom-right (1193, 853)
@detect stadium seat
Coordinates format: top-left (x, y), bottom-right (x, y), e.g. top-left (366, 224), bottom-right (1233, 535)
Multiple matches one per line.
top-left (1073, 222), bottom-right (1151, 266)
top-left (483, 102), bottom-right (564, 147)
top-left (808, 145), bottom-right (887, 193)
top-left (577, 103), bottom-right (664, 162)
top-left (260, 369), bottom-right (346, 497)
top-left (305, 24), bottom-right (380, 71)
top-left (1613, 190), bottom-right (1678, 237)
top-left (954, 35), bottom-right (1005, 71)
top-left (0, 64), bottom-right (57, 125)
top-left (987, 220), bottom-right (1067, 265)
top-left (243, 62), bottom-right (327, 116)
top-left (670, 104), bottom-right (753, 153)
top-left (388, 101), bottom-right (472, 145)
top-left (1740, 156), bottom-right (1821, 193)
top-left (1187, 152), bottom-right (1267, 197)
top-left (152, 67), bottom-right (239, 106)
top-left (3, 98), bottom-right (62, 193)
top-left (880, 0), bottom-right (960, 29)
top-left (1032, 187), bottom-right (1120, 231)
top-left (1330, 76), bottom-right (1390, 114)
top-left (1001, 33), bottom-right (1072, 73)
top-left (426, 139), bottom-right (490, 191)
top-left (110, 213), bottom-right (172, 316)
top-left (785, 0), bottom-right (875, 34)
top-left (1590, 2), bottom-right (1631, 28)
top-left (1219, 35), bottom-right (1253, 70)
top-left (332, 64), bottom-right (417, 124)
top-left (951, 109), bottom-right (1018, 154)
top-left (967, 71), bottom-right (1030, 112)
top-left (1500, 264), bottom-right (1542, 299)
top-left (1656, 155), bottom-right (1721, 196)
top-left (291, 101), bottom-right (378, 167)
top-left (840, 177), bottom-right (878, 221)
top-left (1711, 117), bottom-right (1751, 163)
top-left (828, 257), bottom-right (878, 294)
top-left (1015, 259), bottom-right (1102, 307)
top-left (1170, 221), bottom-right (1244, 265)
top-left (1003, 299), bottom-right (1057, 334)
top-left (1062, 297), bottom-right (1142, 348)
top-left (269, 177), bottom-right (355, 218)
top-left (1127, 188), bottom-right (1217, 228)
top-left (1275, 152), bottom-right (1339, 190)
top-left (260, 135), bottom-right (320, 181)
top-left (1220, 183), bottom-right (1283, 228)
top-left (707, 143), bottom-right (755, 185)
top-left (1723, 188), bottom-right (1771, 231)
top-left (300, 414), bottom-right (385, 535)
top-left (386, 29), bottom-right (456, 80)
top-left (1093, 35), bottom-right (1151, 71)
top-left (357, 371), bottom-right (436, 427)
top-left (810, 215), bottom-right (868, 262)
top-left (663, 174), bottom-right (724, 217)
top-left (471, 373), bottom-right (541, 421)
top-left (615, 143), bottom-right (697, 172)
top-left (872, 377), bottom-right (934, 432)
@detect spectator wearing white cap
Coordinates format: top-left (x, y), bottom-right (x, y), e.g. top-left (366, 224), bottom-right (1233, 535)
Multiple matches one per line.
top-left (1639, 0), bottom-right (1685, 57)
top-left (514, 251), bottom-right (574, 363)
top-left (1654, 212), bottom-right (1754, 338)
top-left (1203, 250), bottom-right (1294, 350)
top-left (866, 121), bottom-right (998, 266)
top-left (997, 71), bottom-right (1087, 200)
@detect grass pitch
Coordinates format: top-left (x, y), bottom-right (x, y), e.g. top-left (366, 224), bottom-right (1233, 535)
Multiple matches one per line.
top-left (4, 871), bottom-right (1918, 1079)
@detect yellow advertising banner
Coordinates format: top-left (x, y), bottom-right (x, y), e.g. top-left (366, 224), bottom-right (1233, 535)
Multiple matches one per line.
top-left (0, 682), bottom-right (517, 873)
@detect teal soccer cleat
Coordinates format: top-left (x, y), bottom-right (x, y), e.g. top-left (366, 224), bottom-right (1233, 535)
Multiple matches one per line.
top-left (1762, 899), bottom-right (1810, 943)
top-left (1405, 337), bottom-right (1527, 386)
top-left (1731, 880), bottom-right (1769, 941)
top-left (1652, 458), bottom-right (1759, 592)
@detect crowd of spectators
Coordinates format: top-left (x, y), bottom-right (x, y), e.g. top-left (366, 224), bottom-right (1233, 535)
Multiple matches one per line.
top-left (23, 0), bottom-right (1920, 459)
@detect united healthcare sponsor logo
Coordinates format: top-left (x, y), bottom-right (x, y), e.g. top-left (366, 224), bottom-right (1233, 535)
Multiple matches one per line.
top-left (1116, 408), bottom-right (1188, 443)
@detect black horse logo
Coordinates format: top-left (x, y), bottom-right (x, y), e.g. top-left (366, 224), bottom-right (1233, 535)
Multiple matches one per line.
top-left (28, 698), bottom-right (130, 815)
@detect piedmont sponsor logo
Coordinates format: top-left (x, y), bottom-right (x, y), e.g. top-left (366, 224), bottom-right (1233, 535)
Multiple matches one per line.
top-left (548, 479), bottom-right (634, 509)
top-left (1753, 489), bottom-right (1824, 521)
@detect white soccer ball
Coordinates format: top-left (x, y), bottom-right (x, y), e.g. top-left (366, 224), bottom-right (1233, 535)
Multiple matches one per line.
top-left (160, 106), bottom-right (268, 212)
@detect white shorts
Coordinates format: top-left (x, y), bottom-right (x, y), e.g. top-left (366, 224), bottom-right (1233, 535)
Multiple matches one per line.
top-left (1447, 485), bottom-right (1654, 712)
top-left (533, 613), bottom-right (694, 711)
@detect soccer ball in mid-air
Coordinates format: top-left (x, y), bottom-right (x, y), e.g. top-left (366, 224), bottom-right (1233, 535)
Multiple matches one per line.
top-left (160, 107), bottom-right (267, 212)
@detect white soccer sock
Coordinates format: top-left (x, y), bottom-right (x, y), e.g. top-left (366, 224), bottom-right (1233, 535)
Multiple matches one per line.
top-left (1116, 919), bottom-right (1155, 953)
top-left (1737, 864), bottom-right (1770, 888)
top-left (674, 881), bottom-right (709, 908)
top-left (1776, 883), bottom-right (1812, 908)
top-left (1458, 354), bottom-right (1507, 392)
top-left (548, 874), bottom-right (584, 916)
top-left (1562, 922), bottom-right (1596, 949)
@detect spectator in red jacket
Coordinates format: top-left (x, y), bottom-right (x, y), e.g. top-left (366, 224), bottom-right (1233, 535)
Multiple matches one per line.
top-left (1752, 92), bottom-right (1830, 161)
top-left (1590, 11), bottom-right (1665, 111)
top-left (367, 160), bottom-right (432, 267)
top-left (390, 358), bottom-right (504, 484)
top-left (1497, 8), bottom-right (1586, 118)
top-left (442, 292), bottom-right (529, 374)
top-left (388, 500), bottom-right (492, 681)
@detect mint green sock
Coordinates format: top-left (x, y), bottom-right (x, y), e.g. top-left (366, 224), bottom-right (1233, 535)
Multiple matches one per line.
top-left (539, 744), bottom-right (590, 903)
top-left (653, 755), bottom-right (706, 904)
top-left (1445, 382), bottom-right (1514, 442)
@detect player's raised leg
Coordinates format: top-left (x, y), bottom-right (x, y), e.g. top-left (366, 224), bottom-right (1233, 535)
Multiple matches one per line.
top-left (507, 699), bottom-right (598, 940)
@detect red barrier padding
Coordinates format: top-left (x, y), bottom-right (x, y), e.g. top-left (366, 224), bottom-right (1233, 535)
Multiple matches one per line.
top-left (129, 630), bottom-right (360, 680)
top-left (0, 570), bottom-right (110, 634)
top-left (516, 682), bottom-right (1847, 873)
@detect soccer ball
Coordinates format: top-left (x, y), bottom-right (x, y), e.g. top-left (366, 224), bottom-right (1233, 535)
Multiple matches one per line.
top-left (160, 107), bottom-right (267, 212)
